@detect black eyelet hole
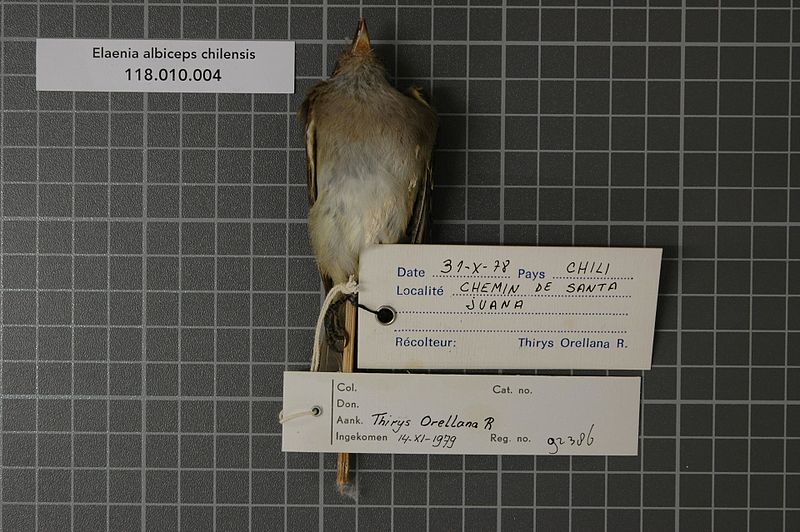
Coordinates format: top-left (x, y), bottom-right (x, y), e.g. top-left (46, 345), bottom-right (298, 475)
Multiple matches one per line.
top-left (376, 306), bottom-right (396, 325)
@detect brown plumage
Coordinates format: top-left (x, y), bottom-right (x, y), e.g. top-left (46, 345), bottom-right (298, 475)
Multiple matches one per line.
top-left (300, 18), bottom-right (438, 370)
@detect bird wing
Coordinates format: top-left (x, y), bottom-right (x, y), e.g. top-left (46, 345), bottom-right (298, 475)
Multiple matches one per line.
top-left (300, 87), bottom-right (340, 372)
top-left (300, 86), bottom-right (334, 293)
top-left (299, 88), bottom-right (319, 208)
top-left (405, 86), bottom-right (437, 244)
top-left (408, 158), bottom-right (432, 244)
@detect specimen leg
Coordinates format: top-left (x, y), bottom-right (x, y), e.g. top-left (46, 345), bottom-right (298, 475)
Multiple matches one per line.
top-left (336, 298), bottom-right (357, 487)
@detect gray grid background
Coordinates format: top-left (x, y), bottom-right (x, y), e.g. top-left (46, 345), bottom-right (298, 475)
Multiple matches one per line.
top-left (0, 0), bottom-right (798, 531)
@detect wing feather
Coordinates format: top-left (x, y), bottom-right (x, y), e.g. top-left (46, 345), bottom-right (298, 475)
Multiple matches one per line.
top-left (408, 160), bottom-right (432, 244)
top-left (299, 90), bottom-right (319, 207)
top-left (300, 86), bottom-right (334, 293)
top-left (405, 86), bottom-right (437, 244)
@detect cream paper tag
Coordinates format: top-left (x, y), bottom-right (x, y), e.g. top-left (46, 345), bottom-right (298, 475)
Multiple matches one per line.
top-left (36, 39), bottom-right (294, 93)
top-left (281, 372), bottom-right (641, 455)
top-left (357, 245), bottom-right (662, 370)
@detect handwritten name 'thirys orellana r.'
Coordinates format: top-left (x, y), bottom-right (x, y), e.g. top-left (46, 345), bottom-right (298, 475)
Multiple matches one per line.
top-left (342, 412), bottom-right (496, 433)
top-left (395, 260), bottom-right (621, 310)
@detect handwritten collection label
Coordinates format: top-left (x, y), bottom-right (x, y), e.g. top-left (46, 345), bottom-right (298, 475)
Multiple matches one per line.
top-left (357, 245), bottom-right (662, 370)
top-left (281, 372), bottom-right (641, 455)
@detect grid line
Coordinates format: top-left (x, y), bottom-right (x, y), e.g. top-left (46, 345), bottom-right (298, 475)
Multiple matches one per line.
top-left (0, 3), bottom-right (797, 532)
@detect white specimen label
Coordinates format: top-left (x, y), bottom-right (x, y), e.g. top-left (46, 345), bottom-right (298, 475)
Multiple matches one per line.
top-left (36, 39), bottom-right (294, 93)
top-left (357, 245), bottom-right (662, 370)
top-left (282, 372), bottom-right (641, 455)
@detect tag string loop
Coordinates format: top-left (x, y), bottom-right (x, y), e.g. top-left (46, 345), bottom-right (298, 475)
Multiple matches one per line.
top-left (311, 276), bottom-right (359, 371)
top-left (278, 406), bottom-right (323, 424)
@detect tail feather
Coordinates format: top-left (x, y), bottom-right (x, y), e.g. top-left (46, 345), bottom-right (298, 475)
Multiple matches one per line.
top-left (316, 295), bottom-right (347, 372)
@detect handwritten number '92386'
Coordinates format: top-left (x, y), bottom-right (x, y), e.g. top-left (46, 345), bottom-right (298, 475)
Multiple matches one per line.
top-left (546, 424), bottom-right (595, 455)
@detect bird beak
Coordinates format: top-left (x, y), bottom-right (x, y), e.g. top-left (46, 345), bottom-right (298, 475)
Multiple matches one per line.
top-left (350, 18), bottom-right (371, 55)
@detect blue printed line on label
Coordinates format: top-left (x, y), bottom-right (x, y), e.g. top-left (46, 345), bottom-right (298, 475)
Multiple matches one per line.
top-left (399, 311), bottom-right (630, 316)
top-left (431, 274), bottom-right (512, 279)
top-left (450, 294), bottom-right (633, 298)
top-left (394, 329), bottom-right (629, 334)
top-left (551, 276), bottom-right (635, 280)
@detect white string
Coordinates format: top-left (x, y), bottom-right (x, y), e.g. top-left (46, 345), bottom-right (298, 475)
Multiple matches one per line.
top-left (311, 276), bottom-right (359, 371)
top-left (278, 406), bottom-right (322, 424)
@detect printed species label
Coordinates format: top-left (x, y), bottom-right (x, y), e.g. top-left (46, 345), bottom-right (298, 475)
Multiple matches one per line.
top-left (36, 39), bottom-right (294, 93)
top-left (357, 245), bottom-right (662, 370)
top-left (281, 372), bottom-right (641, 455)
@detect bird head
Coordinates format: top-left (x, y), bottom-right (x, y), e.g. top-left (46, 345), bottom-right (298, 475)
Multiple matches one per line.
top-left (333, 18), bottom-right (382, 78)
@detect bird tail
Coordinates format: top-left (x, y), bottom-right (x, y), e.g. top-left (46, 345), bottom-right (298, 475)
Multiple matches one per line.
top-left (311, 278), bottom-right (357, 373)
top-left (318, 296), bottom-right (348, 372)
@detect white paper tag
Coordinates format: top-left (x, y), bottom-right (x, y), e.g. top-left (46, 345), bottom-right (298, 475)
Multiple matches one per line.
top-left (281, 371), bottom-right (641, 455)
top-left (36, 39), bottom-right (294, 93)
top-left (357, 245), bottom-right (662, 370)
